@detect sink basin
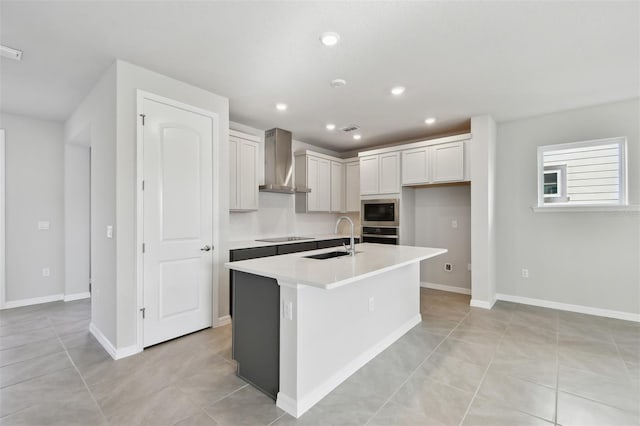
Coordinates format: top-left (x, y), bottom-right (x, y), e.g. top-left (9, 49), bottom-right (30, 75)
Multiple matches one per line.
top-left (305, 251), bottom-right (352, 260)
top-left (255, 236), bottom-right (313, 243)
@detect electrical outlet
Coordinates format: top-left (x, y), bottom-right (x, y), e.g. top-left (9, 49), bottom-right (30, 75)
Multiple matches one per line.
top-left (282, 301), bottom-right (293, 320)
top-left (521, 269), bottom-right (529, 278)
top-left (106, 225), bottom-right (113, 239)
top-left (38, 221), bottom-right (50, 230)
top-left (451, 219), bottom-right (458, 229)
top-left (444, 263), bottom-right (453, 272)
top-left (368, 297), bottom-right (375, 312)
top-left (42, 267), bottom-right (50, 277)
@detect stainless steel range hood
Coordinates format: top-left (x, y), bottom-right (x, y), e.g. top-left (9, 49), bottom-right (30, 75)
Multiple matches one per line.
top-left (259, 128), bottom-right (310, 194)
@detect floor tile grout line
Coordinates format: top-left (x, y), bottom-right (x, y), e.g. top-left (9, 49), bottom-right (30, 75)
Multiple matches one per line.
top-left (363, 302), bottom-right (472, 426)
top-left (457, 310), bottom-right (511, 426)
top-left (47, 311), bottom-right (110, 425)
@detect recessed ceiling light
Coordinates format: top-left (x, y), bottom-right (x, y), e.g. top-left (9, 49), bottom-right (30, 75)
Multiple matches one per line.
top-left (330, 78), bottom-right (347, 88)
top-left (320, 32), bottom-right (340, 47)
top-left (326, 123), bottom-right (336, 131)
top-left (391, 86), bottom-right (405, 96)
top-left (353, 134), bottom-right (362, 140)
top-left (425, 117), bottom-right (437, 125)
top-left (275, 103), bottom-right (288, 111)
top-left (0, 44), bottom-right (23, 61)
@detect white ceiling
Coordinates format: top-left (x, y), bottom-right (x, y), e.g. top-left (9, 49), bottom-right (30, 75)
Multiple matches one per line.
top-left (1, 1), bottom-right (638, 151)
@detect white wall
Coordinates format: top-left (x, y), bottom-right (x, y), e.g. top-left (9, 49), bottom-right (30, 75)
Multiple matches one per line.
top-left (116, 60), bottom-right (229, 349)
top-left (496, 98), bottom-right (640, 315)
top-left (0, 113), bottom-right (65, 304)
top-left (65, 63), bottom-right (117, 344)
top-left (416, 185), bottom-right (471, 291)
top-left (64, 144), bottom-right (91, 298)
top-left (228, 122), bottom-right (349, 241)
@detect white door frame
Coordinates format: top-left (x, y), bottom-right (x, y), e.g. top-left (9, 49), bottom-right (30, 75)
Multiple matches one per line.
top-left (0, 129), bottom-right (5, 309)
top-left (135, 90), bottom-right (220, 352)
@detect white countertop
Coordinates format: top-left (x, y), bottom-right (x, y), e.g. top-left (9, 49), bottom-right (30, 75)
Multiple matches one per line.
top-left (224, 243), bottom-right (447, 289)
top-left (228, 234), bottom-right (358, 251)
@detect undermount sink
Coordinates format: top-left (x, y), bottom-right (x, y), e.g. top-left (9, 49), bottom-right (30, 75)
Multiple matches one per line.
top-left (305, 251), bottom-right (353, 260)
top-left (255, 236), bottom-right (313, 243)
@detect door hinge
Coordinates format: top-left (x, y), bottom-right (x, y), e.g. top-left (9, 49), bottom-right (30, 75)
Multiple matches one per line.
top-left (140, 307), bottom-right (146, 319)
top-left (139, 114), bottom-right (146, 125)
top-left (142, 243), bottom-right (146, 253)
top-left (141, 180), bottom-right (145, 191)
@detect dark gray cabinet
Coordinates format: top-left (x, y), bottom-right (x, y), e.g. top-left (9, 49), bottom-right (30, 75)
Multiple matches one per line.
top-left (277, 241), bottom-right (318, 255)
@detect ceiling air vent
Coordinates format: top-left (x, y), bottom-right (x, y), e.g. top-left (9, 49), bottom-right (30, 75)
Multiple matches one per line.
top-left (341, 125), bottom-right (360, 133)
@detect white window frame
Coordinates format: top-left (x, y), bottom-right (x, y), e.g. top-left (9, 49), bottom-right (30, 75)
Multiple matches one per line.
top-left (543, 169), bottom-right (562, 199)
top-left (536, 136), bottom-right (628, 209)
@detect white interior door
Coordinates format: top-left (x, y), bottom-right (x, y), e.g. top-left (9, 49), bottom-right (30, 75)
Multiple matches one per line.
top-left (142, 98), bottom-right (213, 347)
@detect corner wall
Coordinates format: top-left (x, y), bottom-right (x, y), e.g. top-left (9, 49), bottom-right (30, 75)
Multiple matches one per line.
top-left (0, 113), bottom-right (65, 305)
top-left (496, 98), bottom-right (640, 316)
top-left (116, 60), bottom-right (229, 349)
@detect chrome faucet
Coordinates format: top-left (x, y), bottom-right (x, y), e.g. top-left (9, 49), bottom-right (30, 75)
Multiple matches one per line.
top-left (335, 216), bottom-right (356, 256)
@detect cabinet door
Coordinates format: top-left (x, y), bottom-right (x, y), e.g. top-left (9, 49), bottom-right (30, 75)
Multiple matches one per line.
top-left (360, 155), bottom-right (379, 195)
top-left (229, 138), bottom-right (238, 210)
top-left (239, 140), bottom-right (258, 210)
top-left (345, 162), bottom-right (360, 212)
top-left (317, 158), bottom-right (331, 212)
top-left (330, 161), bottom-right (345, 212)
top-left (432, 141), bottom-right (464, 183)
top-left (402, 147), bottom-right (429, 185)
top-left (307, 156), bottom-right (319, 211)
top-left (379, 152), bottom-right (400, 194)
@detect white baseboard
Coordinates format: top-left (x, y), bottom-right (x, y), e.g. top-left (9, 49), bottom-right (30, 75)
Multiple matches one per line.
top-left (496, 293), bottom-right (640, 323)
top-left (63, 292), bottom-right (91, 302)
top-left (215, 315), bottom-right (231, 327)
top-left (469, 298), bottom-right (496, 309)
top-left (90, 322), bottom-right (141, 360)
top-left (1, 293), bottom-right (64, 310)
top-left (277, 313), bottom-right (421, 418)
top-left (421, 282), bottom-right (471, 295)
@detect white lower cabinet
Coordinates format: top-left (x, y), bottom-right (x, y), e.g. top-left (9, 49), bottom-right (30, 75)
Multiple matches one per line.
top-left (229, 130), bottom-right (259, 211)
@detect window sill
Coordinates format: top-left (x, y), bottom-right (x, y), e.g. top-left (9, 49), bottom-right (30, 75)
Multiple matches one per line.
top-left (531, 205), bottom-right (640, 213)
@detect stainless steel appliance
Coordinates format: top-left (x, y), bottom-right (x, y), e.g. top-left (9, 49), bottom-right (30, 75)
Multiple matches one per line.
top-left (361, 198), bottom-right (399, 227)
top-left (361, 226), bottom-right (399, 245)
top-left (259, 128), bottom-right (310, 194)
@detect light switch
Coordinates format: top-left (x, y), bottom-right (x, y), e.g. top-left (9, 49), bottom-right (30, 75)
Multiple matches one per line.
top-left (38, 221), bottom-right (50, 230)
top-left (106, 225), bottom-right (113, 239)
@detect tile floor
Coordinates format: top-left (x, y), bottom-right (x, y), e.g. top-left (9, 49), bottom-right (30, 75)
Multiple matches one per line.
top-left (0, 289), bottom-right (639, 425)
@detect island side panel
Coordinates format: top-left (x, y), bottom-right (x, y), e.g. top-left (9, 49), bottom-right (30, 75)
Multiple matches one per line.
top-left (232, 270), bottom-right (280, 399)
top-left (277, 262), bottom-right (421, 417)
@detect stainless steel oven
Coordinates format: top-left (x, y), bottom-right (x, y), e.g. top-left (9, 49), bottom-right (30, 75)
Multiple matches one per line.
top-left (361, 226), bottom-right (399, 245)
top-left (361, 199), bottom-right (399, 227)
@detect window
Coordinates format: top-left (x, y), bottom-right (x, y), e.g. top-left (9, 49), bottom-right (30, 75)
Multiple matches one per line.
top-left (537, 137), bottom-right (627, 207)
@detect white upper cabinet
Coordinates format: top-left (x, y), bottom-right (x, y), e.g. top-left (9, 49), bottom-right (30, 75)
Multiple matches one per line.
top-left (359, 155), bottom-right (380, 195)
top-left (345, 160), bottom-right (360, 212)
top-left (432, 141), bottom-right (464, 183)
top-left (229, 130), bottom-right (259, 212)
top-left (330, 161), bottom-right (345, 213)
top-left (402, 147), bottom-right (430, 185)
top-left (360, 152), bottom-right (400, 195)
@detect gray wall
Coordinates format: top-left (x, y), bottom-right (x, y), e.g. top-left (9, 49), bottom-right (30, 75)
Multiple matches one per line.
top-left (416, 185), bottom-right (471, 291)
top-left (65, 63), bottom-right (117, 344)
top-left (0, 112), bottom-right (64, 302)
top-left (64, 144), bottom-right (91, 297)
top-left (496, 98), bottom-right (640, 314)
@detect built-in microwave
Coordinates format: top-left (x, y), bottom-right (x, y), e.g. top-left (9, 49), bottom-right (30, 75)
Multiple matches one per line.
top-left (361, 199), bottom-right (399, 227)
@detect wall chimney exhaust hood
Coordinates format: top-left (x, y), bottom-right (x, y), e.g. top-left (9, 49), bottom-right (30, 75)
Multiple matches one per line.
top-left (259, 128), bottom-right (310, 194)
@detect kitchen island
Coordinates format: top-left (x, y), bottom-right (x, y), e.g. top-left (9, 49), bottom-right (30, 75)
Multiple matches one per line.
top-left (225, 243), bottom-right (447, 418)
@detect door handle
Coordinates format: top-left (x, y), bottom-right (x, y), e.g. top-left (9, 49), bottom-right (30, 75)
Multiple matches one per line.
top-left (200, 245), bottom-right (212, 252)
